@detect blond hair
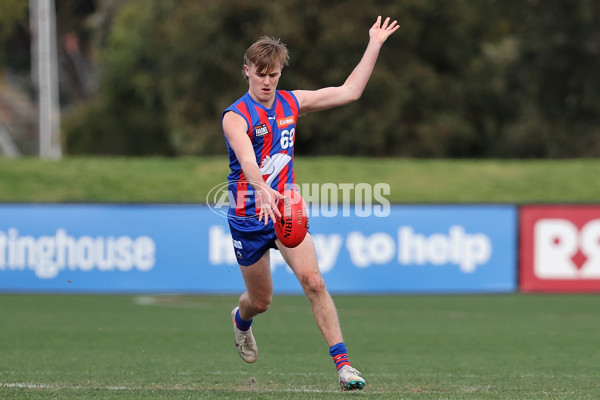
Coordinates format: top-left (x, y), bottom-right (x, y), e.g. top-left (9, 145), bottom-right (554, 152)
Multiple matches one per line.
top-left (243, 36), bottom-right (289, 78)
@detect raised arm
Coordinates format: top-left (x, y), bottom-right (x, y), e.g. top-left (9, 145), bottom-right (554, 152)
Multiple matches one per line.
top-left (223, 111), bottom-right (282, 224)
top-left (293, 16), bottom-right (399, 114)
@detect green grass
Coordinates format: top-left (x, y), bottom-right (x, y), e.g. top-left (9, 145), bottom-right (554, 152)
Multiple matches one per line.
top-left (0, 294), bottom-right (599, 399)
top-left (0, 156), bottom-right (599, 203)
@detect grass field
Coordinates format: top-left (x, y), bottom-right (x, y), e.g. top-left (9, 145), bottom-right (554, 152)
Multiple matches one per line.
top-left (0, 156), bottom-right (599, 203)
top-left (1, 294), bottom-right (599, 399)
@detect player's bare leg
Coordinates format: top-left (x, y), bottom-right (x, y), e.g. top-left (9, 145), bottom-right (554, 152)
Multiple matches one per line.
top-left (277, 233), bottom-right (343, 346)
top-left (277, 234), bottom-right (365, 390)
top-left (232, 251), bottom-right (273, 363)
top-left (238, 251), bottom-right (273, 320)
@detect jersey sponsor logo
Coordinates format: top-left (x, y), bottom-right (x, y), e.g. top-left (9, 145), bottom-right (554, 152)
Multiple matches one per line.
top-left (254, 123), bottom-right (269, 137)
top-left (277, 116), bottom-right (295, 128)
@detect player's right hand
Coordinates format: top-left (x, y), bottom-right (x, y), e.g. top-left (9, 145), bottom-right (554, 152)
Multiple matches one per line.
top-left (256, 184), bottom-right (283, 225)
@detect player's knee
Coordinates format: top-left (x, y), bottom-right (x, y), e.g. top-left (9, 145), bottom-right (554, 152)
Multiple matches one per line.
top-left (251, 296), bottom-right (271, 314)
top-left (301, 272), bottom-right (326, 296)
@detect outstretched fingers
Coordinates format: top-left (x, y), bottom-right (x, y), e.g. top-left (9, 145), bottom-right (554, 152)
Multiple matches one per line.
top-left (370, 15), bottom-right (399, 43)
top-left (381, 16), bottom-right (391, 29)
top-left (380, 16), bottom-right (399, 33)
top-left (388, 19), bottom-right (399, 32)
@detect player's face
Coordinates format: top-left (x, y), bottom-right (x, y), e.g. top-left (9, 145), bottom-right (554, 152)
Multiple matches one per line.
top-left (244, 62), bottom-right (282, 108)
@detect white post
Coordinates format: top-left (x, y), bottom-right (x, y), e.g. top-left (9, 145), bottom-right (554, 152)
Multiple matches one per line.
top-left (30, 0), bottom-right (62, 159)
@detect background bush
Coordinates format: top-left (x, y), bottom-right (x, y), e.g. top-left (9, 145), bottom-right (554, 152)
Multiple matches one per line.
top-left (52, 0), bottom-right (600, 157)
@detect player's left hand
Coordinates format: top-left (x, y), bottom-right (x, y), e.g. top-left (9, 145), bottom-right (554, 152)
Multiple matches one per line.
top-left (369, 16), bottom-right (400, 45)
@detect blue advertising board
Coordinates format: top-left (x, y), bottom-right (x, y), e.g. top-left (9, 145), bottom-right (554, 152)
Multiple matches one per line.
top-left (0, 204), bottom-right (517, 293)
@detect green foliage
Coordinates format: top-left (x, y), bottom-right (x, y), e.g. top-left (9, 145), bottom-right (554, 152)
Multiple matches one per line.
top-left (0, 0), bottom-right (27, 40)
top-left (62, 96), bottom-right (172, 156)
top-left (61, 0), bottom-right (600, 157)
top-left (499, 0), bottom-right (600, 157)
top-left (0, 0), bottom-right (28, 68)
top-left (63, 1), bottom-right (173, 156)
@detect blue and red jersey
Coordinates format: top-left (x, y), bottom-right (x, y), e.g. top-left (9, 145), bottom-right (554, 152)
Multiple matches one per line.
top-left (223, 90), bottom-right (300, 218)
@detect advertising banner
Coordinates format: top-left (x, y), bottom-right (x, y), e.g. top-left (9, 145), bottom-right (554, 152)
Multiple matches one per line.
top-left (0, 204), bottom-right (221, 292)
top-left (520, 205), bottom-right (600, 292)
top-left (0, 204), bottom-right (517, 294)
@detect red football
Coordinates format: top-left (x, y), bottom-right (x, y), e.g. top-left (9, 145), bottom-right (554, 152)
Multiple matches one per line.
top-left (274, 190), bottom-right (309, 248)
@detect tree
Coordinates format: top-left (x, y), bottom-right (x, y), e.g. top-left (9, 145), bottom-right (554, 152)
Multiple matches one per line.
top-left (0, 0), bottom-right (29, 70)
top-left (64, 0), bottom-right (172, 155)
top-left (61, 0), bottom-right (600, 158)
top-left (499, 0), bottom-right (600, 157)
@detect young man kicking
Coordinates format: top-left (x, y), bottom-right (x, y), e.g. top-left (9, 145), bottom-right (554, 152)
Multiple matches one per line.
top-left (222, 16), bottom-right (399, 391)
